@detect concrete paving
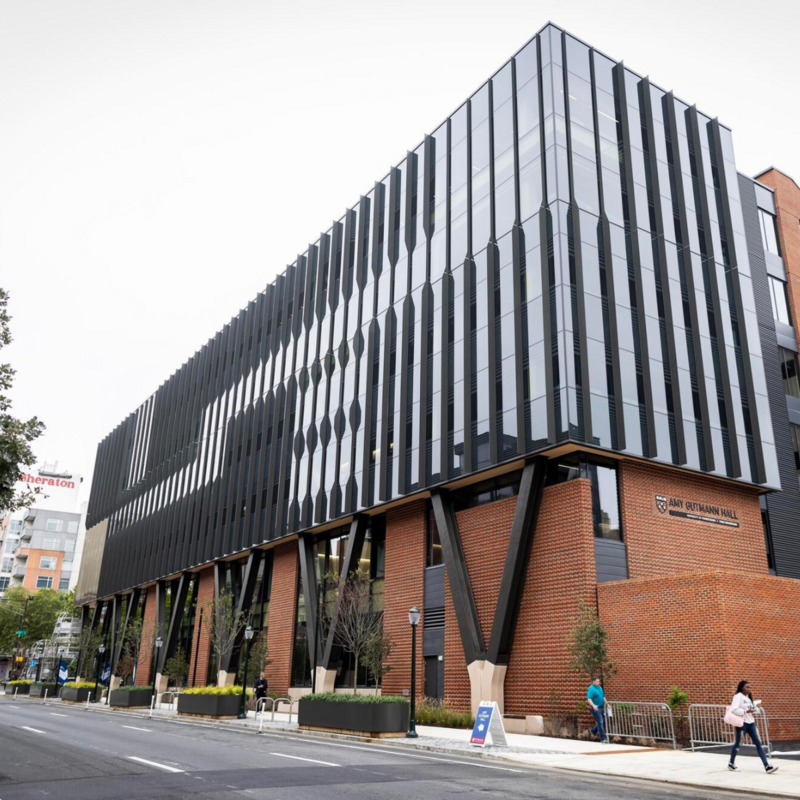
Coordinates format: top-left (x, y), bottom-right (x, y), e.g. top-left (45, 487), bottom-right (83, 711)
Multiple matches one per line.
top-left (1, 695), bottom-right (787, 799)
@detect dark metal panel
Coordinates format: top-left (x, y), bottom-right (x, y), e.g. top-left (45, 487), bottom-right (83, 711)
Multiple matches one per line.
top-left (486, 457), bottom-right (547, 664)
top-left (158, 573), bottom-right (190, 674)
top-left (430, 490), bottom-right (484, 664)
top-left (297, 532), bottom-right (318, 676)
top-left (423, 565), bottom-right (446, 609)
top-left (594, 538), bottom-right (629, 583)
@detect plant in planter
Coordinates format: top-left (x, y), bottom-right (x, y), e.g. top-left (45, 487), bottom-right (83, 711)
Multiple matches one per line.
top-left (207, 589), bottom-right (246, 687)
top-left (298, 692), bottom-right (409, 736)
top-left (5, 679), bottom-right (32, 696)
top-left (61, 680), bottom-right (100, 703)
top-left (109, 684), bottom-right (155, 707)
top-left (29, 681), bottom-right (57, 698)
top-left (177, 685), bottom-right (253, 718)
top-left (163, 646), bottom-right (189, 690)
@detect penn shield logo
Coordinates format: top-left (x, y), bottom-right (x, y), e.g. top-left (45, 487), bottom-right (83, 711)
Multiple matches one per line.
top-left (655, 495), bottom-right (668, 514)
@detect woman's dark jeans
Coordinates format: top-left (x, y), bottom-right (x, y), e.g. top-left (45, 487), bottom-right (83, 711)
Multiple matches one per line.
top-left (730, 721), bottom-right (769, 768)
top-left (589, 707), bottom-right (607, 741)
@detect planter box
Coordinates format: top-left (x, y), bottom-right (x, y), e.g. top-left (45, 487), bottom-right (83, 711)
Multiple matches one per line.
top-left (60, 686), bottom-right (99, 703)
top-left (109, 689), bottom-right (153, 708)
top-left (177, 694), bottom-right (241, 718)
top-left (29, 684), bottom-right (57, 698)
top-left (6, 685), bottom-right (30, 696)
top-left (298, 699), bottom-right (408, 737)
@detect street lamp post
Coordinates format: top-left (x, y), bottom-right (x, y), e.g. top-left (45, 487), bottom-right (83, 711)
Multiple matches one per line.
top-left (238, 626), bottom-right (254, 719)
top-left (93, 643), bottom-right (105, 702)
top-left (407, 606), bottom-right (420, 738)
top-left (151, 636), bottom-right (163, 710)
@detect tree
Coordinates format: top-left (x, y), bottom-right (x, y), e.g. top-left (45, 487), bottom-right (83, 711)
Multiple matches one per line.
top-left (0, 587), bottom-right (66, 655)
top-left (163, 645), bottom-right (189, 687)
top-left (238, 633), bottom-right (271, 688)
top-left (208, 589), bottom-right (245, 685)
top-left (0, 288), bottom-right (46, 514)
top-left (567, 599), bottom-right (616, 683)
top-left (119, 615), bottom-right (153, 684)
top-left (362, 628), bottom-right (393, 690)
top-left (0, 586), bottom-right (30, 654)
top-left (76, 624), bottom-right (106, 680)
top-left (667, 686), bottom-right (689, 742)
top-left (332, 568), bottom-right (383, 694)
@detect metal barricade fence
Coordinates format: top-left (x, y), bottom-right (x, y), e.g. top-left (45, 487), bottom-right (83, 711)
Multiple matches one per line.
top-left (688, 704), bottom-right (771, 754)
top-left (604, 701), bottom-right (677, 749)
top-left (258, 697), bottom-right (295, 733)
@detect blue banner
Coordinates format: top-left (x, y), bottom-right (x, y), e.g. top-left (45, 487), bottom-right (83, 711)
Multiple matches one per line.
top-left (470, 703), bottom-right (494, 746)
top-left (57, 660), bottom-right (68, 685)
top-left (100, 661), bottom-right (111, 685)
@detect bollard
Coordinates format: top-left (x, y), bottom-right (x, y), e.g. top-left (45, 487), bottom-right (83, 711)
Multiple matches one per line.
top-left (149, 696), bottom-right (155, 718)
top-left (42, 689), bottom-right (48, 705)
top-left (86, 693), bottom-right (91, 710)
top-left (13, 687), bottom-right (18, 701)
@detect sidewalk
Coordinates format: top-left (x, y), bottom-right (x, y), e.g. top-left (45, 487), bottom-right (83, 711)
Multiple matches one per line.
top-left (33, 697), bottom-right (800, 798)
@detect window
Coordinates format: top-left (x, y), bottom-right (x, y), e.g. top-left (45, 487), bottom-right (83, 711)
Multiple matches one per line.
top-left (67, 520), bottom-right (79, 534)
top-left (39, 556), bottom-right (57, 570)
top-left (426, 504), bottom-right (443, 567)
top-left (1, 557), bottom-right (13, 572)
top-left (43, 538), bottom-right (60, 551)
top-left (779, 348), bottom-right (800, 398)
top-left (5, 539), bottom-right (18, 554)
top-left (769, 276), bottom-right (792, 326)
top-left (45, 519), bottom-right (63, 532)
top-left (450, 471), bottom-right (521, 511)
top-left (9, 520), bottom-right (22, 533)
top-left (0, 576), bottom-right (9, 591)
top-left (791, 425), bottom-right (800, 487)
top-left (36, 576), bottom-right (53, 589)
top-left (589, 463), bottom-right (623, 541)
top-left (759, 209), bottom-right (780, 255)
top-left (58, 577), bottom-right (70, 592)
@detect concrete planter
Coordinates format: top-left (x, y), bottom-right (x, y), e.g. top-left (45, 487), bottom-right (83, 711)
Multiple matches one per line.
top-left (29, 684), bottom-right (57, 698)
top-left (109, 689), bottom-right (153, 707)
top-left (177, 694), bottom-right (241, 718)
top-left (298, 699), bottom-right (408, 737)
top-left (6, 684), bottom-right (31, 696)
top-left (60, 686), bottom-right (99, 703)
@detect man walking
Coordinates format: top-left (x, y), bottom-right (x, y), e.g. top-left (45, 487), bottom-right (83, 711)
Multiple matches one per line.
top-left (587, 676), bottom-right (608, 743)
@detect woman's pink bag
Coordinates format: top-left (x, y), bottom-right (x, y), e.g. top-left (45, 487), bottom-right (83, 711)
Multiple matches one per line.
top-left (724, 706), bottom-right (744, 727)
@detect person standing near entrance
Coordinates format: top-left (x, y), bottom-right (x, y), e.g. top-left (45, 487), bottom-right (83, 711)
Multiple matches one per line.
top-left (728, 680), bottom-right (778, 773)
top-left (587, 677), bottom-right (608, 743)
top-left (254, 674), bottom-right (268, 710)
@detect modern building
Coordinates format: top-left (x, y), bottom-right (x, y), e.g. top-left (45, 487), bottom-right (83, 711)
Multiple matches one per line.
top-left (79, 23), bottom-right (800, 737)
top-left (1, 464), bottom-right (85, 597)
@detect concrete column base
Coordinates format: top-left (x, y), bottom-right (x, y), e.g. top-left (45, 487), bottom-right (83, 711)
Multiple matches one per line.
top-left (314, 666), bottom-right (336, 694)
top-left (466, 660), bottom-right (508, 716)
top-left (217, 670), bottom-right (235, 687)
top-left (154, 672), bottom-right (168, 701)
top-left (109, 675), bottom-right (121, 692)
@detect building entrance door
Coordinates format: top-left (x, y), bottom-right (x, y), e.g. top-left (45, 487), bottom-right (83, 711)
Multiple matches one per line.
top-left (424, 656), bottom-right (440, 699)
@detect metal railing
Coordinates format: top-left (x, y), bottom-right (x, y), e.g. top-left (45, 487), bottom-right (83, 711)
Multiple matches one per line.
top-left (257, 696), bottom-right (295, 733)
top-left (162, 690), bottom-right (182, 710)
top-left (688, 704), bottom-right (771, 754)
top-left (604, 701), bottom-right (677, 749)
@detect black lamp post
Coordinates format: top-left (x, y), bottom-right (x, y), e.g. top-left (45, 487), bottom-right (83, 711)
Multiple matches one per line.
top-left (239, 626), bottom-right (254, 719)
top-left (151, 636), bottom-right (163, 710)
top-left (407, 606), bottom-right (420, 738)
top-left (93, 643), bottom-right (105, 702)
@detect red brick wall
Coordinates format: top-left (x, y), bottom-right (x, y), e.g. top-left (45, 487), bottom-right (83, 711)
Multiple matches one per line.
top-left (444, 495), bottom-right (517, 710)
top-left (135, 589), bottom-right (157, 686)
top-left (504, 478), bottom-right (597, 717)
top-left (619, 461), bottom-right (767, 579)
top-left (599, 570), bottom-right (800, 739)
top-left (188, 568), bottom-right (214, 686)
top-left (382, 501), bottom-right (426, 700)
top-left (756, 169), bottom-right (800, 347)
top-left (265, 543), bottom-right (298, 695)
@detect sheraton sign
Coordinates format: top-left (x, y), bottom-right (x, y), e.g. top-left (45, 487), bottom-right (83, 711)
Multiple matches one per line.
top-left (655, 495), bottom-right (740, 528)
top-left (21, 473), bottom-right (76, 489)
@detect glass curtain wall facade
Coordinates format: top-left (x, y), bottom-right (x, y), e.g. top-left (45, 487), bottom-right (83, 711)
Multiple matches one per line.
top-left (86, 24), bottom-right (780, 599)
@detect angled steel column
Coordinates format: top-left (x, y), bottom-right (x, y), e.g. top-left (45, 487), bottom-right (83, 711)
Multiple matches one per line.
top-left (111, 588), bottom-right (140, 678)
top-left (224, 550), bottom-right (263, 677)
top-left (297, 531), bottom-right (319, 689)
top-left (158, 573), bottom-right (190, 675)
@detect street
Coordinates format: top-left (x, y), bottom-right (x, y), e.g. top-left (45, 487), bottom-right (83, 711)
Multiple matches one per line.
top-left (0, 698), bottom-right (780, 800)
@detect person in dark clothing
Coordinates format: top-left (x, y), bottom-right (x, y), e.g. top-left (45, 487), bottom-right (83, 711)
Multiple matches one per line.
top-left (254, 675), bottom-right (268, 709)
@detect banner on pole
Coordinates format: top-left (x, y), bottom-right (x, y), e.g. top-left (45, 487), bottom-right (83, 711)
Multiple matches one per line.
top-left (58, 660), bottom-right (68, 685)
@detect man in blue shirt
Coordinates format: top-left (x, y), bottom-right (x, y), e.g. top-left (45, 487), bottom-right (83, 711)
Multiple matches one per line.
top-left (587, 677), bottom-right (608, 743)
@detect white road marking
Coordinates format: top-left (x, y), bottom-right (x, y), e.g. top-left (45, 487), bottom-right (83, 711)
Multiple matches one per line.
top-left (128, 756), bottom-right (184, 773)
top-left (269, 753), bottom-right (340, 767)
top-left (317, 740), bottom-right (525, 772)
top-left (50, 713), bottom-right (68, 717)
top-left (21, 726), bottom-right (46, 734)
top-left (772, 750), bottom-right (800, 756)
top-left (122, 725), bottom-right (152, 732)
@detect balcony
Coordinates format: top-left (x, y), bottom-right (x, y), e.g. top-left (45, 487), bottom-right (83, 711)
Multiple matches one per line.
top-left (19, 527), bottom-right (32, 541)
top-left (11, 564), bottom-right (26, 577)
top-left (15, 548), bottom-right (28, 559)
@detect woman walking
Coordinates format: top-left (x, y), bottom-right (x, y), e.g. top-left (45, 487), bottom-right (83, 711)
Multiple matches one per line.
top-left (728, 680), bottom-right (778, 773)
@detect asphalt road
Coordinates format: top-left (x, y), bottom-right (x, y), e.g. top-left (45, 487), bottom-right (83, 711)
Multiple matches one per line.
top-left (0, 698), bottom-right (777, 800)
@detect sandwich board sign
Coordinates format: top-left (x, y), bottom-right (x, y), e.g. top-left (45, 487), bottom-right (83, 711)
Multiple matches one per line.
top-left (470, 701), bottom-right (508, 747)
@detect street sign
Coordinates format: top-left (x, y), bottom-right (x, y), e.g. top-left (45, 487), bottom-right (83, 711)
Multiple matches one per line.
top-left (15, 657), bottom-right (23, 662)
top-left (30, 660), bottom-right (37, 667)
top-left (469, 701), bottom-right (508, 748)
top-left (15, 630), bottom-right (26, 636)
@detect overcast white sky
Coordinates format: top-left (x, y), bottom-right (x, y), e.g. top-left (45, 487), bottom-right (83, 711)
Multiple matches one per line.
top-left (2, 0), bottom-right (798, 505)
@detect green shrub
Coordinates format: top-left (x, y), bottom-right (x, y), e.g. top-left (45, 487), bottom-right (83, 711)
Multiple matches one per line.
top-left (414, 698), bottom-right (473, 728)
top-left (6, 679), bottom-right (33, 686)
top-left (181, 685), bottom-right (253, 697)
top-left (33, 682), bottom-right (57, 689)
top-left (300, 692), bottom-right (407, 705)
top-left (64, 681), bottom-right (97, 690)
top-left (113, 684), bottom-right (153, 692)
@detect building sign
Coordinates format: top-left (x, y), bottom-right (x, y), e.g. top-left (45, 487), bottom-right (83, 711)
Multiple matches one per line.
top-left (655, 495), bottom-right (740, 528)
top-left (20, 473), bottom-right (76, 489)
